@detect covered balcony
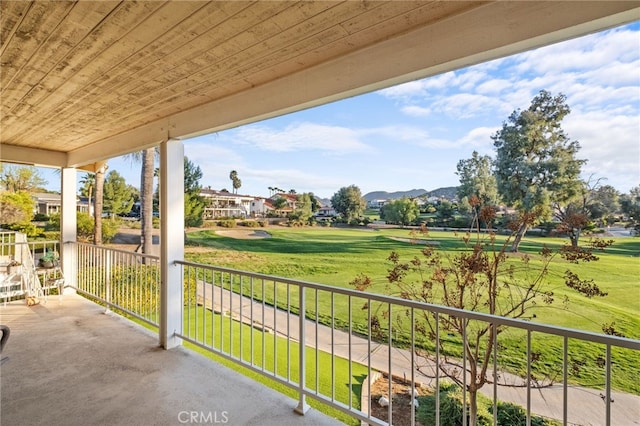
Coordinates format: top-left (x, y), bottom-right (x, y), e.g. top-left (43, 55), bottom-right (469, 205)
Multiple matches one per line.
top-left (2, 2), bottom-right (639, 425)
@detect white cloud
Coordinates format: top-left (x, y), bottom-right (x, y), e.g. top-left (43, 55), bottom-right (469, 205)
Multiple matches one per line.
top-left (232, 122), bottom-right (370, 154)
top-left (431, 93), bottom-right (511, 118)
top-left (458, 127), bottom-right (500, 151)
top-left (401, 105), bottom-right (431, 117)
top-left (565, 111), bottom-right (639, 190)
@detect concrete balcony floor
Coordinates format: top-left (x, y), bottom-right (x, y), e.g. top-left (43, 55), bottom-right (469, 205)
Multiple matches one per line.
top-left (0, 293), bottom-right (341, 426)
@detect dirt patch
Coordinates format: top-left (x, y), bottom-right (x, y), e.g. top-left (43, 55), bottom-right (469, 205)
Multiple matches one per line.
top-left (369, 374), bottom-right (429, 426)
top-left (215, 229), bottom-right (271, 239)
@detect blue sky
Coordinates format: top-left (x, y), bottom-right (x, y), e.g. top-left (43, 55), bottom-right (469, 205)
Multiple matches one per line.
top-left (42, 22), bottom-right (639, 199)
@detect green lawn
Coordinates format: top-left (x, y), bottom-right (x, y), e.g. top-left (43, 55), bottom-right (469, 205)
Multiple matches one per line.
top-left (186, 226), bottom-right (640, 394)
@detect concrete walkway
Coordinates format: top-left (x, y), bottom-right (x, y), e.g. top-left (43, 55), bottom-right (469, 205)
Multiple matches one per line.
top-left (0, 294), bottom-right (341, 426)
top-left (197, 283), bottom-right (640, 426)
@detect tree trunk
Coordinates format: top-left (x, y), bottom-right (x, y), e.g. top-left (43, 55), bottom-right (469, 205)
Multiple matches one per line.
top-left (468, 389), bottom-right (478, 426)
top-left (93, 165), bottom-right (107, 245)
top-left (140, 147), bottom-right (155, 256)
top-left (510, 222), bottom-right (528, 252)
top-left (570, 228), bottom-right (580, 248)
top-left (88, 186), bottom-right (93, 217)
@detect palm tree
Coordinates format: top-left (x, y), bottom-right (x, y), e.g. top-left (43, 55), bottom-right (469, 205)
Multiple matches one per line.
top-left (125, 147), bottom-right (156, 255)
top-left (229, 170), bottom-right (241, 194)
top-left (93, 163), bottom-right (108, 244)
top-left (79, 173), bottom-right (95, 216)
top-left (140, 147), bottom-right (155, 255)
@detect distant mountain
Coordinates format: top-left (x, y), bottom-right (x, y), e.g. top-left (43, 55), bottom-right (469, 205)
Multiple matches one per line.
top-left (364, 189), bottom-right (428, 201)
top-left (363, 187), bottom-right (458, 201)
top-left (426, 186), bottom-right (458, 200)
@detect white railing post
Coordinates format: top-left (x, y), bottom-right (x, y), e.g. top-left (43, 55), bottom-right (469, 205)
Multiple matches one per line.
top-left (294, 285), bottom-right (309, 415)
top-left (104, 250), bottom-right (111, 313)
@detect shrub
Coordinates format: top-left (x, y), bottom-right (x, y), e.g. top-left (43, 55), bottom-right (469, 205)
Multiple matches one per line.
top-left (490, 401), bottom-right (550, 426)
top-left (41, 231), bottom-right (60, 241)
top-left (348, 218), bottom-right (361, 226)
top-left (417, 382), bottom-right (491, 426)
top-left (219, 219), bottom-right (236, 228)
top-left (77, 212), bottom-right (95, 241)
top-left (239, 220), bottom-right (259, 228)
top-left (102, 219), bottom-right (119, 243)
top-left (417, 382), bottom-right (552, 426)
top-left (76, 212), bottom-right (119, 243)
top-left (33, 213), bottom-right (50, 222)
top-left (6, 222), bottom-right (44, 238)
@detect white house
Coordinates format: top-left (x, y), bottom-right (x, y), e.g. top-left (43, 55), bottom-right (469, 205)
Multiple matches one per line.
top-left (200, 189), bottom-right (254, 219)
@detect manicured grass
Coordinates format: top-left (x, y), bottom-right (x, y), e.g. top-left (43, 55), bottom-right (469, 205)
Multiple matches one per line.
top-left (186, 226), bottom-right (640, 394)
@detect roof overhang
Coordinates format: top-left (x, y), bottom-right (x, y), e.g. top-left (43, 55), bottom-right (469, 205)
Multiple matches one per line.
top-left (1, 1), bottom-right (638, 169)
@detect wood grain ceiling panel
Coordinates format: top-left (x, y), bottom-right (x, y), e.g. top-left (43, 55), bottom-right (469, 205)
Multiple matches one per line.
top-left (4, 1), bottom-right (166, 146)
top-left (15, 2), bottom-right (290, 148)
top-left (41, 1), bottom-right (419, 148)
top-left (145, 1), bottom-right (474, 125)
top-left (1, 0), bottom-right (637, 167)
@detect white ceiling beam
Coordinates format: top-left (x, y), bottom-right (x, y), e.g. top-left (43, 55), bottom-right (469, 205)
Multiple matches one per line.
top-left (0, 144), bottom-right (67, 168)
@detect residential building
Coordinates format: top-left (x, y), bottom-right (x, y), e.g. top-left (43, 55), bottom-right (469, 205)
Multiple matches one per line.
top-left (200, 189), bottom-right (254, 219)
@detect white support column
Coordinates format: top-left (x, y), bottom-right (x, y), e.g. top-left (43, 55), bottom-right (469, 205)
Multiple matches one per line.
top-left (159, 139), bottom-right (184, 349)
top-left (60, 167), bottom-right (77, 292)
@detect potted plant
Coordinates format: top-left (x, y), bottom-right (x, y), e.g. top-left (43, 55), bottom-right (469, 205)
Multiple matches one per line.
top-left (38, 250), bottom-right (59, 268)
top-left (8, 259), bottom-right (21, 274)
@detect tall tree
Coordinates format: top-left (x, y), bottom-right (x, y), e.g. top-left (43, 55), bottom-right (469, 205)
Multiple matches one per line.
top-left (0, 190), bottom-right (34, 225)
top-left (272, 196), bottom-right (289, 216)
top-left (620, 185), bottom-right (640, 234)
top-left (587, 184), bottom-right (620, 225)
top-left (289, 192), bottom-right (313, 225)
top-left (456, 151), bottom-right (499, 213)
top-left (93, 163), bottom-right (108, 245)
top-left (140, 147), bottom-right (156, 254)
top-left (330, 185), bottom-right (366, 221)
top-left (553, 177), bottom-right (611, 248)
top-left (185, 157), bottom-right (206, 227)
top-left (124, 147), bottom-right (157, 254)
top-left (102, 170), bottom-right (135, 217)
top-left (229, 170), bottom-right (241, 194)
top-left (381, 198), bottom-right (419, 226)
top-left (0, 164), bottom-right (47, 192)
top-left (79, 173), bottom-right (95, 216)
top-left (493, 90), bottom-right (585, 251)
top-left (308, 192), bottom-right (321, 213)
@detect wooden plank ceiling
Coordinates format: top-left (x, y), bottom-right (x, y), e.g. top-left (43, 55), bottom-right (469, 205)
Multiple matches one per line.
top-left (1, 1), bottom-right (638, 169)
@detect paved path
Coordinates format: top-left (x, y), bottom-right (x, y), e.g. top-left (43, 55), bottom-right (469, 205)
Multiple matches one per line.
top-left (197, 283), bottom-right (640, 425)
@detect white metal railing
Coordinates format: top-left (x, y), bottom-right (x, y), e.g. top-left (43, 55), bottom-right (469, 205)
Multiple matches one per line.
top-left (60, 241), bottom-right (639, 425)
top-left (71, 242), bottom-right (160, 327)
top-left (0, 231), bottom-right (61, 300)
top-left (175, 261), bottom-right (640, 426)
